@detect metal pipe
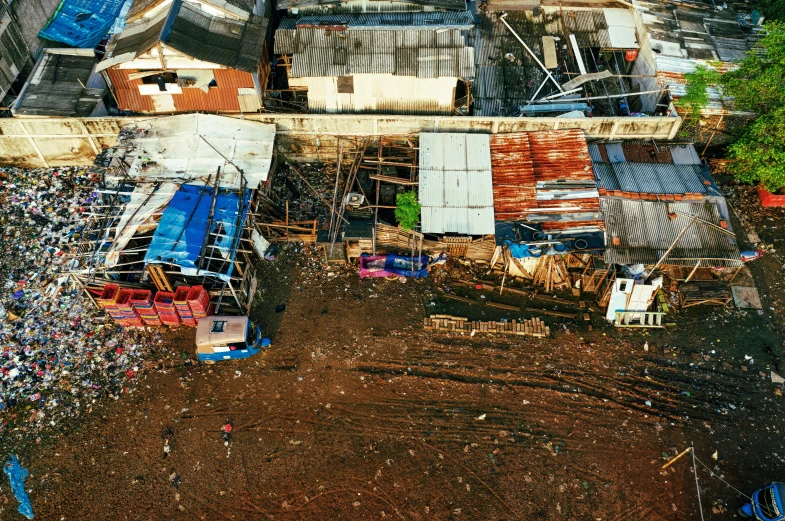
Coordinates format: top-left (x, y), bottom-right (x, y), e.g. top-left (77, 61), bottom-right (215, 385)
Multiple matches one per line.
top-left (499, 14), bottom-right (564, 93)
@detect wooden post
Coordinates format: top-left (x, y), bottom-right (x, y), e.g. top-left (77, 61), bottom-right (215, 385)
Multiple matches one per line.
top-left (684, 261), bottom-right (701, 283)
top-left (728, 264), bottom-right (745, 285)
top-left (661, 446), bottom-right (692, 469)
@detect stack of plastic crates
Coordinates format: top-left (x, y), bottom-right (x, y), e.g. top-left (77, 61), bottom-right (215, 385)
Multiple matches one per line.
top-left (97, 284), bottom-right (120, 309)
top-left (187, 286), bottom-right (210, 323)
top-left (154, 291), bottom-right (179, 326)
top-left (174, 286), bottom-right (195, 326)
top-left (130, 290), bottom-right (160, 326)
top-left (109, 289), bottom-right (143, 327)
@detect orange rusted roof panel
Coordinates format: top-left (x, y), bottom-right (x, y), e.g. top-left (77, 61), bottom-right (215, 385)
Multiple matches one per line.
top-left (490, 130), bottom-right (603, 229)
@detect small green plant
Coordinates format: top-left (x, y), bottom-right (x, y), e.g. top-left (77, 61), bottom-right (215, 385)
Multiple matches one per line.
top-left (395, 191), bottom-right (421, 231)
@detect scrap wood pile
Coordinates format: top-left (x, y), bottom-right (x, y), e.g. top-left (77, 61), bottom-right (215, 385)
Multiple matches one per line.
top-left (424, 314), bottom-right (550, 337)
top-left (489, 248), bottom-right (594, 294)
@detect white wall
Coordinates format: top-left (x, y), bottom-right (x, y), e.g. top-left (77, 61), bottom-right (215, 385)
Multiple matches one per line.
top-left (303, 74), bottom-right (458, 115)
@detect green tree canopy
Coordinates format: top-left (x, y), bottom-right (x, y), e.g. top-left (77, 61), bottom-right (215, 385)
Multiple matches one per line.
top-left (721, 21), bottom-right (785, 191)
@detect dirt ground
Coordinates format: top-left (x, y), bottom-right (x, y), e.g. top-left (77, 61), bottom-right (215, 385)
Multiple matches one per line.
top-left (2, 189), bottom-right (785, 521)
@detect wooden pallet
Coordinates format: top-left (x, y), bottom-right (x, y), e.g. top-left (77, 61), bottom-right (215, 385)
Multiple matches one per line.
top-left (423, 314), bottom-right (550, 337)
top-left (147, 264), bottom-right (173, 292)
top-left (678, 281), bottom-right (733, 308)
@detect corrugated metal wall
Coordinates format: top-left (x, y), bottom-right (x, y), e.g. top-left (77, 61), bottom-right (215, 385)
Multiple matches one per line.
top-left (106, 68), bottom-right (257, 113)
top-left (304, 74), bottom-right (457, 114)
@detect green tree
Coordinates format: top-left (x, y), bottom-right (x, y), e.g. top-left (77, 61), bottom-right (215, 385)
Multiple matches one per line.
top-left (721, 21), bottom-right (785, 114)
top-left (720, 21), bottom-right (785, 191)
top-left (395, 191), bottom-right (421, 231)
top-left (678, 65), bottom-right (722, 117)
top-left (727, 106), bottom-right (785, 192)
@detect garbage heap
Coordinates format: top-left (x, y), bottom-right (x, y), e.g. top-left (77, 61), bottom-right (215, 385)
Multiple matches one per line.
top-left (0, 166), bottom-right (160, 436)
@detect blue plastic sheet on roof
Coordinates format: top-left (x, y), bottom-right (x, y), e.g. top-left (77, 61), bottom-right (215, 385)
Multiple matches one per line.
top-left (144, 184), bottom-right (251, 282)
top-left (38, 0), bottom-right (127, 48)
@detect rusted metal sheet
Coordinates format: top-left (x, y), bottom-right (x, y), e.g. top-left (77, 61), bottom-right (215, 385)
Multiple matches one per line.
top-left (489, 130), bottom-right (603, 231)
top-left (489, 132), bottom-right (535, 219)
top-left (527, 129), bottom-right (594, 182)
top-left (107, 68), bottom-right (255, 113)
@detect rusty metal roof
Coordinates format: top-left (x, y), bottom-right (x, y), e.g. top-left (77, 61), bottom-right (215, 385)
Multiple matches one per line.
top-left (489, 130), bottom-right (603, 232)
top-left (601, 198), bottom-right (742, 267)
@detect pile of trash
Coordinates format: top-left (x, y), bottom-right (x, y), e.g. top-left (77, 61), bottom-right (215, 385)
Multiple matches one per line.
top-left (0, 166), bottom-right (159, 440)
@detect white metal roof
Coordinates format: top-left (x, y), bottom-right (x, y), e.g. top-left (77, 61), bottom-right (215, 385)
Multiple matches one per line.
top-left (418, 132), bottom-right (495, 235)
top-left (604, 8), bottom-right (639, 49)
top-left (121, 114), bottom-right (276, 190)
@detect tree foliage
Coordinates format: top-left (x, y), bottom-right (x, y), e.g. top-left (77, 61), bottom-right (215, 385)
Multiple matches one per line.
top-left (720, 21), bottom-right (785, 191)
top-left (727, 106), bottom-right (785, 192)
top-left (678, 65), bottom-right (722, 117)
top-left (721, 21), bottom-right (785, 114)
top-left (395, 191), bottom-right (421, 231)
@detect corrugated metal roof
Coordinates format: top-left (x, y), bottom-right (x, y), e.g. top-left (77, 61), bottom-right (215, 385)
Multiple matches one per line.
top-left (102, 0), bottom-right (268, 73)
top-left (473, 7), bottom-right (636, 116)
top-left (294, 11), bottom-right (474, 27)
top-left (278, 0), bottom-right (467, 12)
top-left (419, 133), bottom-right (495, 235)
top-left (590, 142), bottom-right (702, 164)
top-left (490, 130), bottom-right (603, 232)
top-left (12, 50), bottom-right (106, 117)
top-left (593, 162), bottom-right (710, 197)
top-left (601, 198), bottom-right (742, 266)
top-left (603, 8), bottom-right (638, 49)
top-left (284, 24), bottom-right (474, 79)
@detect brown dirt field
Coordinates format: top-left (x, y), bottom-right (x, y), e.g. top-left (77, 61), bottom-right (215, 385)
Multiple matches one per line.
top-left (2, 218), bottom-right (785, 521)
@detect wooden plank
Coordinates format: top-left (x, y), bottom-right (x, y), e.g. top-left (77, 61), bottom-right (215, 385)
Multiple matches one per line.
top-left (525, 307), bottom-right (578, 318)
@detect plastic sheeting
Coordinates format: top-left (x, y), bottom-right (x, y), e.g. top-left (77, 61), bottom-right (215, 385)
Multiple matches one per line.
top-left (359, 254), bottom-right (429, 279)
top-left (121, 114), bottom-right (276, 190)
top-left (39, 0), bottom-right (127, 48)
top-left (4, 455), bottom-right (33, 519)
top-left (144, 184), bottom-right (250, 281)
top-left (104, 182), bottom-right (179, 268)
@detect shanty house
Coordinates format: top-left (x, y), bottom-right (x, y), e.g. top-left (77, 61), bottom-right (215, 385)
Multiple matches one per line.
top-left (274, 12), bottom-right (475, 114)
top-left (593, 142), bottom-right (742, 268)
top-left (473, 7), bottom-right (646, 117)
top-left (418, 132), bottom-right (495, 236)
top-left (490, 130), bottom-right (605, 256)
top-left (11, 49), bottom-right (109, 117)
top-left (632, 0), bottom-right (763, 115)
top-left (96, 0), bottom-right (271, 114)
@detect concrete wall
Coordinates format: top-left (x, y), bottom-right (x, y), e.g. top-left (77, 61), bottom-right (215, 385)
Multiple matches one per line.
top-left (9, 0), bottom-right (64, 59)
top-left (0, 113), bottom-right (682, 168)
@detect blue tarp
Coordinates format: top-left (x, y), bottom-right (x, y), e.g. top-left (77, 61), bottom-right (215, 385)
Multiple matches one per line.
top-left (4, 456), bottom-right (33, 519)
top-left (144, 184), bottom-right (250, 282)
top-left (38, 0), bottom-right (127, 48)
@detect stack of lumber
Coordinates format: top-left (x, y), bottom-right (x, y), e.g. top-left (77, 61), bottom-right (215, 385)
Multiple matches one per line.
top-left (423, 314), bottom-right (550, 337)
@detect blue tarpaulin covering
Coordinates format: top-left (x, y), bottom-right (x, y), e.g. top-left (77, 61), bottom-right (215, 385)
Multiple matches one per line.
top-left (144, 184), bottom-right (250, 282)
top-left (4, 456), bottom-right (33, 519)
top-left (39, 0), bottom-right (127, 48)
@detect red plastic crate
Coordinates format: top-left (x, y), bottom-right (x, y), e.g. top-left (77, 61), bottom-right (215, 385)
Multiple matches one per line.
top-left (173, 286), bottom-right (191, 304)
top-left (153, 291), bottom-right (175, 312)
top-left (129, 290), bottom-right (153, 306)
top-left (142, 316), bottom-right (162, 326)
top-left (98, 284), bottom-right (120, 307)
top-left (180, 317), bottom-right (196, 327)
top-left (186, 286), bottom-right (209, 313)
top-left (115, 289), bottom-right (134, 311)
